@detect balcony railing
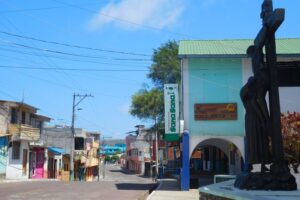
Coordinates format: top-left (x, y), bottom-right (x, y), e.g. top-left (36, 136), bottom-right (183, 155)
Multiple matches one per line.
top-left (92, 141), bottom-right (99, 149)
top-left (8, 124), bottom-right (40, 141)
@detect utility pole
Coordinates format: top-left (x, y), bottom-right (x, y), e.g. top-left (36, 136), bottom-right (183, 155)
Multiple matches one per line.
top-left (148, 132), bottom-right (153, 179)
top-left (155, 116), bottom-right (159, 180)
top-left (70, 93), bottom-right (93, 181)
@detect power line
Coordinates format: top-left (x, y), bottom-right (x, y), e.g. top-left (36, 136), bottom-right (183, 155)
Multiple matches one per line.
top-left (0, 39), bottom-right (152, 64)
top-left (0, 39), bottom-right (121, 59)
top-left (0, 88), bottom-right (70, 129)
top-left (1, 64), bottom-right (234, 72)
top-left (0, 65), bottom-right (148, 72)
top-left (0, 31), bottom-right (151, 57)
top-left (0, 54), bottom-right (143, 85)
top-left (5, 67), bottom-right (130, 99)
top-left (0, 14), bottom-right (84, 91)
top-left (0, 47), bottom-right (150, 68)
top-left (0, 1), bottom-right (104, 14)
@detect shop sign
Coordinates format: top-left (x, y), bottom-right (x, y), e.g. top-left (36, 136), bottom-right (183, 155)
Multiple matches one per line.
top-left (164, 84), bottom-right (179, 141)
top-left (194, 103), bottom-right (237, 120)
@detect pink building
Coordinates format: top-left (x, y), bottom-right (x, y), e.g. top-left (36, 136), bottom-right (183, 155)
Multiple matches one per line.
top-left (125, 134), bottom-right (139, 172)
top-left (125, 125), bottom-right (151, 175)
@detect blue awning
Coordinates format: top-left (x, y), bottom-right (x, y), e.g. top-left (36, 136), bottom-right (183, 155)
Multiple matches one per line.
top-left (48, 147), bottom-right (65, 155)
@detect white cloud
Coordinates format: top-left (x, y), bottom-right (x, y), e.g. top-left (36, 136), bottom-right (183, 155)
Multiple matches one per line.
top-left (88, 0), bottom-right (184, 30)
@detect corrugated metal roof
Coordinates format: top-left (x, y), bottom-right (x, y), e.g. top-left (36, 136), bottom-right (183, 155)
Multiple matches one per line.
top-left (178, 39), bottom-right (300, 57)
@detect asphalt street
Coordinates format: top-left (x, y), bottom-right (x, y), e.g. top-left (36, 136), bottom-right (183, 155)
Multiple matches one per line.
top-left (0, 164), bottom-right (157, 200)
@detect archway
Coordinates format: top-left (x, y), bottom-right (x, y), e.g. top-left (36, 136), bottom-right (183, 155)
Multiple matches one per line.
top-left (189, 138), bottom-right (244, 188)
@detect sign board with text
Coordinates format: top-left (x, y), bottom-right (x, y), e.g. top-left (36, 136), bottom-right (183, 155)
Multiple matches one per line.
top-left (164, 84), bottom-right (180, 141)
top-left (194, 103), bottom-right (237, 120)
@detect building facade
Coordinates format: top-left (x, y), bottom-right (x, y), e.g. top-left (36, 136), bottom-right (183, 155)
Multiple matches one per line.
top-left (179, 39), bottom-right (300, 175)
top-left (0, 100), bottom-right (50, 180)
top-left (125, 126), bottom-right (151, 175)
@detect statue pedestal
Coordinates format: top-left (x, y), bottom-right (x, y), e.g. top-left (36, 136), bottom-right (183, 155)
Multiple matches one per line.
top-left (234, 172), bottom-right (297, 191)
top-left (199, 179), bottom-right (300, 200)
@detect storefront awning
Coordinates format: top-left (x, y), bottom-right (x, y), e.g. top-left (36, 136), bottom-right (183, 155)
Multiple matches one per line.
top-left (48, 147), bottom-right (65, 155)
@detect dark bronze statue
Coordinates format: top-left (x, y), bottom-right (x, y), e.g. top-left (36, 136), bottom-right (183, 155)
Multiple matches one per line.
top-left (234, 0), bottom-right (297, 190)
top-left (241, 77), bottom-right (271, 172)
top-left (242, 46), bottom-right (271, 172)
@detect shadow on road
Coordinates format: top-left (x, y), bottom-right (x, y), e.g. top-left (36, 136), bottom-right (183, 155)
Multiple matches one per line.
top-left (115, 183), bottom-right (158, 191)
top-left (109, 169), bottom-right (134, 175)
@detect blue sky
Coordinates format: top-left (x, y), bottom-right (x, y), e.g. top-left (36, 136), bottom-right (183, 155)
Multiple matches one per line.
top-left (0, 0), bottom-right (299, 138)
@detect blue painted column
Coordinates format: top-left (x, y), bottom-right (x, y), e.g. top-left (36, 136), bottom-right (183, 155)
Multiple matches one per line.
top-left (181, 131), bottom-right (190, 190)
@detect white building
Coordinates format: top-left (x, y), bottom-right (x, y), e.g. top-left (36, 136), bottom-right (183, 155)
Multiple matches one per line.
top-left (0, 100), bottom-right (50, 179)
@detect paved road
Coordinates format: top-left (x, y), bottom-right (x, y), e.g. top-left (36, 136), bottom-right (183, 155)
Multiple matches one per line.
top-left (0, 165), bottom-right (157, 200)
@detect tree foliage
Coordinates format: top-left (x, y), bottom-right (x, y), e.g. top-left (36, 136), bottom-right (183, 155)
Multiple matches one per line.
top-left (130, 40), bottom-right (180, 123)
top-left (130, 89), bottom-right (163, 121)
top-left (148, 40), bottom-right (180, 90)
top-left (281, 112), bottom-right (300, 173)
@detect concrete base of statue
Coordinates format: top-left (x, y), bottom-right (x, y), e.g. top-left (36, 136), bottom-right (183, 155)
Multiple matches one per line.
top-left (199, 179), bottom-right (300, 200)
top-left (234, 171), bottom-right (297, 191)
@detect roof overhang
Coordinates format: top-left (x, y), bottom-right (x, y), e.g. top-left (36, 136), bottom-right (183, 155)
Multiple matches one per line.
top-left (35, 114), bottom-right (51, 122)
top-left (178, 54), bottom-right (300, 59)
top-left (48, 146), bottom-right (65, 155)
top-left (0, 100), bottom-right (38, 112)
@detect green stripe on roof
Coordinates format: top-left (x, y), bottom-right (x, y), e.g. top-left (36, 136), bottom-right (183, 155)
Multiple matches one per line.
top-left (178, 38), bottom-right (300, 57)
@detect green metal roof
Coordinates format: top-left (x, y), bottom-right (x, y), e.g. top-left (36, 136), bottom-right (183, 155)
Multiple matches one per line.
top-left (178, 39), bottom-right (300, 58)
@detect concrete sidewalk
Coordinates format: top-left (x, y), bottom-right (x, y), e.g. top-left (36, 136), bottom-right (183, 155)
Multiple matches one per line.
top-left (0, 178), bottom-right (60, 184)
top-left (147, 179), bottom-right (199, 200)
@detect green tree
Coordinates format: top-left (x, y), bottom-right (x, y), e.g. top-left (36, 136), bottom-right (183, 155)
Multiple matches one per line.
top-left (130, 40), bottom-right (180, 124)
top-left (148, 40), bottom-right (180, 90)
top-left (130, 88), bottom-right (164, 121)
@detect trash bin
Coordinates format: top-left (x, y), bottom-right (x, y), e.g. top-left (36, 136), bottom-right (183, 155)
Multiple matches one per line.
top-left (158, 166), bottom-right (164, 179)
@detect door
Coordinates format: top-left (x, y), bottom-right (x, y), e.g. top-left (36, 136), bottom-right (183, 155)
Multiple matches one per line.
top-left (22, 149), bottom-right (28, 176)
top-left (29, 151), bottom-right (36, 178)
top-left (30, 151), bottom-right (39, 178)
top-left (48, 158), bottom-right (54, 178)
top-left (35, 150), bottom-right (44, 178)
top-left (54, 159), bottom-right (57, 178)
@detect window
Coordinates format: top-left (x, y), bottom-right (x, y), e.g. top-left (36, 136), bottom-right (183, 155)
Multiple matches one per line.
top-left (278, 61), bottom-right (300, 87)
top-left (10, 108), bottom-right (17, 124)
top-left (22, 111), bottom-right (26, 124)
top-left (64, 163), bottom-right (69, 171)
top-left (74, 137), bottom-right (84, 150)
top-left (12, 141), bottom-right (21, 160)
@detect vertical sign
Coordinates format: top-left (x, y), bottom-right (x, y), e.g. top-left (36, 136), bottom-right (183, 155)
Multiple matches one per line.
top-left (164, 84), bottom-right (179, 141)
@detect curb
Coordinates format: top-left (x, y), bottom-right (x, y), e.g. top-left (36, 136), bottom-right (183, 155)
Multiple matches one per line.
top-left (145, 179), bottom-right (163, 200)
